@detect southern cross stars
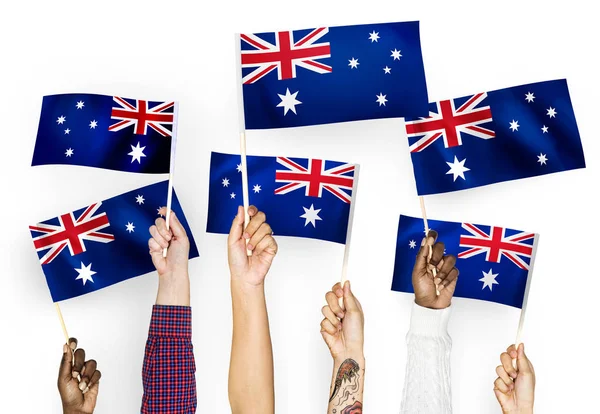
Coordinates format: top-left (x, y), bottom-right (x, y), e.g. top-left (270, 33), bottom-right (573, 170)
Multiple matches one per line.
top-left (509, 120), bottom-right (520, 132)
top-left (546, 107), bottom-right (557, 118)
top-left (300, 204), bottom-right (322, 228)
top-left (76, 101), bottom-right (85, 109)
top-left (391, 49), bottom-right (402, 60)
top-left (368, 31), bottom-right (380, 42)
top-left (230, 192), bottom-right (236, 199)
top-left (222, 178), bottom-right (230, 187)
top-left (348, 57), bottom-right (359, 68)
top-left (136, 195), bottom-right (145, 205)
top-left (236, 164), bottom-right (242, 173)
top-left (446, 156), bottom-right (470, 181)
top-left (537, 153), bottom-right (548, 165)
top-left (376, 93), bottom-right (387, 106)
top-left (89, 120), bottom-right (98, 129)
top-left (525, 92), bottom-right (535, 103)
top-left (277, 88), bottom-right (302, 115)
top-left (56, 115), bottom-right (66, 124)
top-left (383, 66), bottom-right (391, 74)
top-left (128, 142), bottom-right (146, 163)
top-left (64, 128), bottom-right (70, 135)
top-left (479, 268), bottom-right (499, 291)
top-left (253, 184), bottom-right (261, 193)
top-left (65, 148), bottom-right (74, 157)
top-left (75, 262), bottom-right (96, 286)
top-left (541, 125), bottom-right (549, 133)
top-left (125, 222), bottom-right (135, 233)
top-left (409, 240), bottom-right (416, 249)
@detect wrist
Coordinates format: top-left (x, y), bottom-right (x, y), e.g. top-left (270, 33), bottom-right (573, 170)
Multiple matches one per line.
top-left (230, 274), bottom-right (265, 292)
top-left (333, 351), bottom-right (365, 366)
top-left (156, 271), bottom-right (190, 306)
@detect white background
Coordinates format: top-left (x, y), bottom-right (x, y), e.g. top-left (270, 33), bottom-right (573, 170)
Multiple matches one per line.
top-left (1, 0), bottom-right (598, 412)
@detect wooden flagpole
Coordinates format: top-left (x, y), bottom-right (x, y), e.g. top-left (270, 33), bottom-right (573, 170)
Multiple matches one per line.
top-left (163, 101), bottom-right (179, 258)
top-left (419, 196), bottom-right (439, 296)
top-left (513, 234), bottom-right (540, 367)
top-left (339, 164), bottom-right (360, 305)
top-left (235, 33), bottom-right (252, 256)
top-left (55, 303), bottom-right (70, 344)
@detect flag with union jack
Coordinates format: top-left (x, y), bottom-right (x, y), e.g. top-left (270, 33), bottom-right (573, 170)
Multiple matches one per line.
top-left (406, 79), bottom-right (586, 195)
top-left (391, 215), bottom-right (539, 308)
top-left (29, 181), bottom-right (199, 302)
top-left (206, 152), bottom-right (357, 244)
top-left (32, 93), bottom-right (176, 174)
top-left (239, 21), bottom-right (428, 129)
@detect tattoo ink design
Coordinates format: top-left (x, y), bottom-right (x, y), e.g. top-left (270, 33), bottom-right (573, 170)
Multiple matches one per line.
top-left (341, 401), bottom-right (362, 414)
top-left (329, 359), bottom-right (360, 402)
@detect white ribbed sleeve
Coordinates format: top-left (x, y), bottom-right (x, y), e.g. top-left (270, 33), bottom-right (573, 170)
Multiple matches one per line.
top-left (400, 303), bottom-right (452, 414)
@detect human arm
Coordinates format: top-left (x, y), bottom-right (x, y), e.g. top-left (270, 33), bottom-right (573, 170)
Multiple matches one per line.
top-left (320, 281), bottom-right (365, 414)
top-left (141, 208), bottom-right (196, 413)
top-left (493, 343), bottom-right (535, 414)
top-left (400, 230), bottom-right (459, 414)
top-left (58, 338), bottom-right (101, 414)
top-left (228, 206), bottom-right (278, 414)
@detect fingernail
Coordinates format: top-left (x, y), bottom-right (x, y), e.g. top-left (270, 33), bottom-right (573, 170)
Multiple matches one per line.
top-left (337, 313), bottom-right (344, 319)
top-left (434, 277), bottom-right (441, 285)
top-left (243, 232), bottom-right (250, 239)
top-left (79, 381), bottom-right (87, 391)
top-left (247, 244), bottom-right (254, 251)
top-left (63, 344), bottom-right (68, 353)
top-left (421, 237), bottom-right (426, 246)
top-left (82, 386), bottom-right (90, 394)
top-left (72, 371), bottom-right (79, 379)
top-left (510, 351), bottom-right (517, 358)
top-left (510, 372), bottom-right (517, 379)
top-left (335, 289), bottom-right (343, 297)
top-left (438, 284), bottom-right (445, 290)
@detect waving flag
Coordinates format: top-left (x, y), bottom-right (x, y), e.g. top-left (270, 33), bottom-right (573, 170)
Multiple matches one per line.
top-left (29, 181), bottom-right (199, 302)
top-left (207, 152), bottom-right (357, 244)
top-left (240, 21), bottom-right (428, 129)
top-left (391, 215), bottom-right (539, 308)
top-left (406, 79), bottom-right (586, 195)
top-left (32, 93), bottom-right (175, 173)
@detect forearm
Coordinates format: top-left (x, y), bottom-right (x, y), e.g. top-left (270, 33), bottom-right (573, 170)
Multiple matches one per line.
top-left (228, 280), bottom-right (274, 414)
top-left (141, 305), bottom-right (196, 413)
top-left (401, 303), bottom-right (452, 414)
top-left (327, 354), bottom-right (365, 413)
top-left (156, 272), bottom-right (190, 306)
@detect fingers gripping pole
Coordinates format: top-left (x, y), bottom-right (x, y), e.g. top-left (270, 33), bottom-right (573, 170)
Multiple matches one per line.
top-left (419, 196), bottom-right (439, 296)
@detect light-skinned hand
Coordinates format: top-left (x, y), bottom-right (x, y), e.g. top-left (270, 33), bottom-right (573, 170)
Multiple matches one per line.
top-left (58, 338), bottom-right (101, 414)
top-left (148, 207), bottom-right (190, 306)
top-left (494, 343), bottom-right (535, 414)
top-left (228, 205), bottom-right (278, 287)
top-left (320, 281), bottom-right (364, 362)
top-left (413, 230), bottom-right (459, 309)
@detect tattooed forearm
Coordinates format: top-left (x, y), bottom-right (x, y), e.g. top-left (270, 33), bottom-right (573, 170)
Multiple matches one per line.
top-left (328, 358), bottom-right (364, 414)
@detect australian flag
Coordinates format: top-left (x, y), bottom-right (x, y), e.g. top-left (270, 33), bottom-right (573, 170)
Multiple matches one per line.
top-left (29, 181), bottom-right (199, 302)
top-left (32, 94), bottom-right (175, 174)
top-left (207, 152), bottom-right (357, 244)
top-left (391, 215), bottom-right (539, 308)
top-left (406, 79), bottom-right (586, 195)
top-left (240, 21), bottom-right (428, 129)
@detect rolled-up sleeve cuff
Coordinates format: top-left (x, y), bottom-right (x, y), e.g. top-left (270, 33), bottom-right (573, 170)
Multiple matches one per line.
top-left (148, 305), bottom-right (192, 338)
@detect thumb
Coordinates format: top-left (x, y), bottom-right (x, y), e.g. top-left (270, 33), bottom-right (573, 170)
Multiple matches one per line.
top-left (516, 343), bottom-right (532, 374)
top-left (228, 206), bottom-right (245, 247)
top-left (343, 281), bottom-right (360, 312)
top-left (58, 343), bottom-right (73, 383)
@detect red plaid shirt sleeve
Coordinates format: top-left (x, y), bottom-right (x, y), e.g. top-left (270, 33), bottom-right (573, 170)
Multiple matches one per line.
top-left (141, 305), bottom-right (197, 413)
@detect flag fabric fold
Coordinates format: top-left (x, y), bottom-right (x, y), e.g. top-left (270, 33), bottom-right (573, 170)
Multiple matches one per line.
top-left (32, 93), bottom-right (175, 173)
top-left (406, 79), bottom-right (585, 195)
top-left (391, 214), bottom-right (538, 308)
top-left (29, 181), bottom-right (199, 302)
top-left (240, 21), bottom-right (428, 129)
top-left (207, 152), bottom-right (357, 245)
